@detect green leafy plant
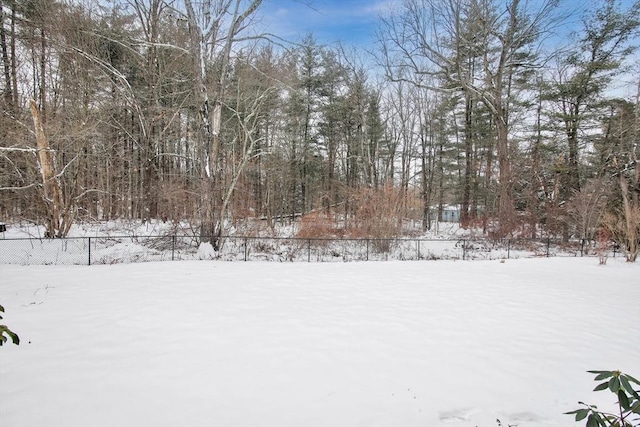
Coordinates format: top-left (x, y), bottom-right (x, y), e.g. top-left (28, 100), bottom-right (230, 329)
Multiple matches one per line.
top-left (566, 370), bottom-right (640, 427)
top-left (0, 304), bottom-right (20, 346)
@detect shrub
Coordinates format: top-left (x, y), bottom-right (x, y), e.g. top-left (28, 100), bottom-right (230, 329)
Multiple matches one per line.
top-left (0, 304), bottom-right (20, 346)
top-left (296, 212), bottom-right (341, 240)
top-left (566, 370), bottom-right (640, 426)
top-left (348, 185), bottom-right (403, 239)
top-left (601, 205), bottom-right (640, 263)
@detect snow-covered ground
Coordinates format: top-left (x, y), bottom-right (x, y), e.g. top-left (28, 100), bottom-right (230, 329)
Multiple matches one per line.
top-left (0, 219), bottom-right (468, 241)
top-left (1, 258), bottom-right (638, 427)
top-left (0, 219), bottom-right (598, 265)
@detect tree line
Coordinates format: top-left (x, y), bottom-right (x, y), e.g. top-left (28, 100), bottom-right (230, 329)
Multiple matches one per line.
top-left (1, 0), bottom-right (639, 260)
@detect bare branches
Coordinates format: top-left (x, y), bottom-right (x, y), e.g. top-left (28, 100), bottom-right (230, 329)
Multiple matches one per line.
top-left (0, 146), bottom-right (38, 153)
top-left (0, 183), bottom-right (40, 191)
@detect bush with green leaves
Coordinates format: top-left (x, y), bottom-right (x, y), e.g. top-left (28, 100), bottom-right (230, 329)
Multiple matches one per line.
top-left (566, 370), bottom-right (640, 427)
top-left (0, 304), bottom-right (20, 346)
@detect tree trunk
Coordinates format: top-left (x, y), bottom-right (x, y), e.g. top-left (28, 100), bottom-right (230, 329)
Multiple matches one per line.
top-left (0, 2), bottom-right (14, 112)
top-left (495, 113), bottom-right (514, 236)
top-left (30, 99), bottom-right (69, 238)
top-left (618, 173), bottom-right (638, 262)
top-left (461, 93), bottom-right (473, 226)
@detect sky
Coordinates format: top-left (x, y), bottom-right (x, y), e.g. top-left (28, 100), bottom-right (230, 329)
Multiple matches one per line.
top-left (256, 0), bottom-right (640, 99)
top-left (257, 0), bottom-right (639, 49)
top-left (258, 0), bottom-right (395, 48)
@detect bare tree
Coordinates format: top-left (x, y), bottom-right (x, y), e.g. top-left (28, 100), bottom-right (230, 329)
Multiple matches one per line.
top-left (29, 100), bottom-right (76, 237)
top-left (183, 0), bottom-right (262, 248)
top-left (546, 0), bottom-right (640, 197)
top-left (600, 95), bottom-right (640, 262)
top-left (378, 0), bottom-right (561, 235)
top-left (566, 178), bottom-right (610, 243)
top-left (0, 0), bottom-right (18, 113)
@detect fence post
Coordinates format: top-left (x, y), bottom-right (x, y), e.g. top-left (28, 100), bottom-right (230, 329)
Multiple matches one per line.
top-left (366, 239), bottom-right (369, 261)
top-left (507, 239), bottom-right (511, 260)
top-left (462, 239), bottom-right (466, 260)
top-left (172, 236), bottom-right (176, 261)
top-left (244, 237), bottom-right (248, 262)
top-left (88, 237), bottom-right (91, 266)
top-left (307, 239), bottom-right (311, 262)
top-left (580, 239), bottom-right (584, 257)
top-left (546, 237), bottom-right (550, 257)
top-left (417, 239), bottom-right (420, 260)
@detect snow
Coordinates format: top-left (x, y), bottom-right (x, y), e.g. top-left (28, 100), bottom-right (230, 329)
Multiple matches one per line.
top-left (0, 231), bottom-right (600, 265)
top-left (197, 242), bottom-right (217, 260)
top-left (0, 219), bottom-right (471, 241)
top-left (0, 258), bottom-right (638, 427)
top-left (2, 219), bottom-right (611, 265)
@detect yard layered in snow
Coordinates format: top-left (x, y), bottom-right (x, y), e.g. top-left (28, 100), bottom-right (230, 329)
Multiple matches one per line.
top-left (0, 258), bottom-right (638, 427)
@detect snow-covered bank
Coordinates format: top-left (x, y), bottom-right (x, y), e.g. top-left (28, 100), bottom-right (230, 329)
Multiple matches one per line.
top-left (0, 258), bottom-right (638, 427)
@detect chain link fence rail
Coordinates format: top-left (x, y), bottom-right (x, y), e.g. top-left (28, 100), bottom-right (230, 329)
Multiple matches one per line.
top-left (0, 235), bottom-right (619, 265)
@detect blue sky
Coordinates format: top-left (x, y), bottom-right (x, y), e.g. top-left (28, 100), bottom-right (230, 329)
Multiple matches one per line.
top-left (259, 0), bottom-right (394, 47)
top-left (258, 0), bottom-right (639, 49)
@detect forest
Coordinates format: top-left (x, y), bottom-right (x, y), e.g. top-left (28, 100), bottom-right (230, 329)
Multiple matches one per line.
top-left (0, 0), bottom-right (639, 259)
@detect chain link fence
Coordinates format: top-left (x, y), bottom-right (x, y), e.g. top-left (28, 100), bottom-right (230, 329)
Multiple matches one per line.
top-left (0, 234), bottom-right (618, 265)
